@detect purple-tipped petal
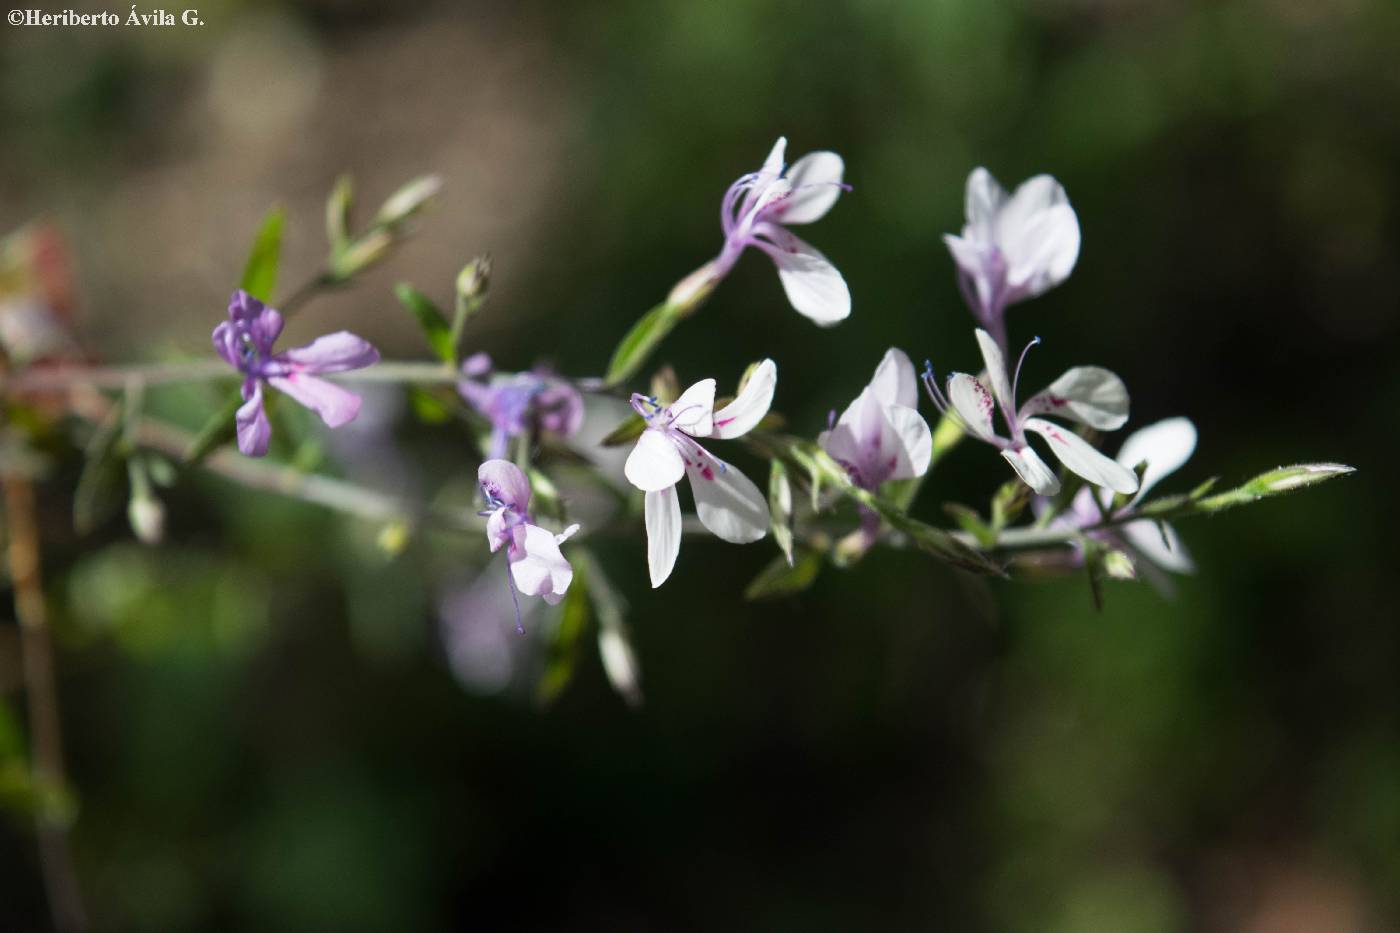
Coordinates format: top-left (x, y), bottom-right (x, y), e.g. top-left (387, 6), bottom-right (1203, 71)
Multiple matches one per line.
top-left (235, 382), bottom-right (272, 456)
top-left (280, 332), bottom-right (379, 374)
top-left (478, 459), bottom-right (532, 513)
top-left (267, 373), bottom-right (363, 428)
top-left (461, 352), bottom-right (492, 378)
top-left (212, 321), bottom-right (241, 369)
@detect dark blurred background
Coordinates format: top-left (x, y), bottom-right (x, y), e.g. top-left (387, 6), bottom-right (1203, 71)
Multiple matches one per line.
top-left (2, 0), bottom-right (1397, 929)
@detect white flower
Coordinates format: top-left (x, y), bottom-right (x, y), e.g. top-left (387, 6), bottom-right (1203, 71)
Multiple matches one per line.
top-left (623, 360), bottom-right (776, 587)
top-left (944, 167), bottom-right (1080, 339)
top-left (712, 138), bottom-right (850, 325)
top-left (923, 328), bottom-right (1138, 497)
top-left (819, 348), bottom-right (932, 490)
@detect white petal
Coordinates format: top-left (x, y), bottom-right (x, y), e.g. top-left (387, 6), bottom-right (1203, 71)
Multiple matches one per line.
top-left (712, 359), bottom-right (776, 439)
top-left (1019, 366), bottom-right (1129, 431)
top-left (974, 328), bottom-right (1013, 410)
top-left (996, 174), bottom-right (1071, 242)
top-left (884, 404), bottom-right (932, 481)
top-left (946, 372), bottom-right (998, 442)
top-left (1024, 417), bottom-right (1139, 494)
top-left (669, 378), bottom-right (715, 435)
top-left (686, 456), bottom-right (769, 544)
top-left (964, 167), bottom-right (1007, 244)
top-left (644, 487), bottom-right (682, 588)
top-left (624, 429), bottom-right (684, 492)
top-left (759, 137), bottom-right (787, 177)
top-left (778, 151), bottom-right (844, 224)
top-left (1120, 519), bottom-right (1195, 574)
top-left (1115, 417), bottom-right (1197, 500)
top-left (1002, 444), bottom-right (1060, 495)
top-left (868, 347), bottom-right (918, 409)
top-left (511, 523), bottom-right (574, 603)
top-left (1002, 202), bottom-right (1079, 298)
top-left (765, 232), bottom-right (850, 325)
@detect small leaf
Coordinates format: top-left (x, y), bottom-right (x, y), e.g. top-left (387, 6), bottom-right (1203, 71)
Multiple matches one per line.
top-left (769, 460), bottom-right (795, 566)
top-left (74, 399), bottom-right (126, 535)
top-left (537, 571), bottom-right (591, 706)
top-left (990, 479), bottom-right (1031, 531)
top-left (604, 301), bottom-right (681, 387)
top-left (394, 283), bottom-right (454, 363)
top-left (325, 174), bottom-right (354, 251)
top-left (240, 206), bottom-right (285, 303)
top-left (184, 390), bottom-right (245, 465)
top-left (527, 467), bottom-right (564, 523)
top-left (1189, 476), bottom-right (1220, 499)
top-left (600, 415), bottom-right (646, 447)
top-left (745, 549), bottom-right (823, 600)
top-left (409, 387), bottom-right (453, 424)
top-left (944, 503), bottom-right (996, 548)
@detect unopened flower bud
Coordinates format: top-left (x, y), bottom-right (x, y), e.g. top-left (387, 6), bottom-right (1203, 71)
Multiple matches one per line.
top-left (1251, 463), bottom-right (1355, 495)
top-left (127, 492), bottom-right (165, 545)
top-left (666, 260), bottom-right (720, 312)
top-left (375, 175), bottom-right (443, 228)
top-left (330, 228), bottom-right (394, 280)
top-left (455, 255), bottom-right (491, 312)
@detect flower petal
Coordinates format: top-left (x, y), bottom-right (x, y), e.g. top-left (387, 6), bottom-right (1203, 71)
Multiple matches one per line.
top-left (759, 137), bottom-right (787, 177)
top-left (761, 230), bottom-right (850, 325)
top-left (211, 321), bottom-right (241, 369)
top-left (884, 403), bottom-right (932, 481)
top-left (644, 486), bottom-right (682, 588)
top-left (1019, 366), bottom-right (1129, 430)
top-left (1001, 444), bottom-right (1060, 495)
top-left (1119, 519), bottom-right (1195, 574)
top-left (777, 151), bottom-right (844, 224)
top-left (964, 167), bottom-right (1007, 243)
top-left (624, 428), bottom-right (684, 492)
top-left (280, 331), bottom-right (380, 374)
top-left (235, 382), bottom-right (272, 457)
top-left (1024, 417), bottom-right (1139, 494)
top-left (511, 523), bottom-right (574, 604)
top-left (712, 359), bottom-right (776, 439)
top-left (686, 456), bottom-right (769, 544)
top-left (945, 372), bottom-right (998, 443)
top-left (669, 378), bottom-right (716, 436)
top-left (267, 373), bottom-right (363, 428)
top-left (974, 328), bottom-right (1013, 411)
top-left (1114, 417), bottom-right (1197, 500)
top-left (478, 459), bottom-right (531, 513)
top-left (868, 347), bottom-right (918, 409)
top-left (1002, 200), bottom-right (1075, 298)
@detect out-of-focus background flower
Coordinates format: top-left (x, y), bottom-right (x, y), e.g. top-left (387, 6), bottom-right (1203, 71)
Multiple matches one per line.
top-left (1, 0), bottom-right (1395, 929)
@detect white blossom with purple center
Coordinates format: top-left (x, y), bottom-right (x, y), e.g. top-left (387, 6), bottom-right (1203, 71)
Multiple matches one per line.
top-left (944, 167), bottom-right (1081, 350)
top-left (457, 352), bottom-right (584, 459)
top-left (922, 328), bottom-right (1138, 497)
top-left (212, 289), bottom-right (380, 457)
top-left (623, 359), bottom-right (776, 587)
top-left (819, 348), bottom-right (932, 491)
top-left (700, 137), bottom-right (850, 325)
top-left (478, 459), bottom-right (579, 632)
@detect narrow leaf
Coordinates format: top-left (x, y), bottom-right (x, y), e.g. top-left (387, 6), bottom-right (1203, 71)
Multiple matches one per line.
top-left (769, 460), bottom-right (795, 566)
top-left (604, 301), bottom-right (680, 387)
top-left (240, 206), bottom-right (285, 303)
top-left (745, 549), bottom-right (823, 600)
top-left (394, 282), bottom-right (454, 363)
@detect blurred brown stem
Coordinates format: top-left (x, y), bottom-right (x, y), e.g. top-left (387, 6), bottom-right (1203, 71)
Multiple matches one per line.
top-left (3, 476), bottom-right (87, 933)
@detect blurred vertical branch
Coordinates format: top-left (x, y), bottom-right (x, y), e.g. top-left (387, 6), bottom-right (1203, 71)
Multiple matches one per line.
top-left (3, 476), bottom-right (86, 932)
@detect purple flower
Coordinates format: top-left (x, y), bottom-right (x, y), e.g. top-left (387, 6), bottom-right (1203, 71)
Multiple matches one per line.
top-left (944, 168), bottom-right (1081, 350)
top-left (457, 352), bottom-right (585, 460)
top-left (692, 137), bottom-right (850, 325)
top-left (819, 348), bottom-right (932, 492)
top-left (212, 289), bottom-right (379, 456)
top-left (478, 459), bottom-right (579, 630)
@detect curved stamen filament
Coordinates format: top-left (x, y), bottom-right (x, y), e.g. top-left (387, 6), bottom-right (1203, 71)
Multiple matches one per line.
top-left (1010, 336), bottom-right (1041, 407)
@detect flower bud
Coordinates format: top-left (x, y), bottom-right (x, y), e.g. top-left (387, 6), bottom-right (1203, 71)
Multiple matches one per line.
top-left (325, 174), bottom-right (354, 249)
top-left (375, 175), bottom-right (443, 228)
top-left (666, 260), bottom-right (720, 312)
top-left (455, 255), bottom-right (491, 313)
top-left (1250, 463), bottom-right (1355, 495)
top-left (127, 492), bottom-right (165, 545)
top-left (329, 228), bottom-right (394, 280)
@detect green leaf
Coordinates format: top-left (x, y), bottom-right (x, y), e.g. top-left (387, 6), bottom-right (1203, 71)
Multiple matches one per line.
top-left (73, 398), bottom-right (126, 535)
top-left (600, 414), bottom-right (646, 447)
top-left (325, 174), bottom-right (354, 250)
top-left (527, 468), bottom-right (564, 523)
top-left (240, 206), bottom-right (285, 303)
top-left (604, 301), bottom-right (680, 387)
top-left (184, 390), bottom-right (245, 465)
top-left (944, 503), bottom-right (996, 548)
top-left (408, 387), bottom-right (453, 424)
top-left (0, 698), bottom-right (23, 761)
top-left (394, 283), bottom-right (454, 363)
top-left (537, 571), bottom-right (591, 706)
top-left (745, 549), bottom-right (823, 600)
top-left (990, 479), bottom-right (1031, 531)
top-left (768, 460), bottom-right (795, 566)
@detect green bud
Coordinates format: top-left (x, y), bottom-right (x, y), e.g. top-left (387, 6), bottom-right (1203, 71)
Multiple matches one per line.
top-left (1249, 463), bottom-right (1356, 495)
top-left (456, 255), bottom-right (491, 306)
top-left (330, 228), bottom-right (394, 280)
top-left (375, 174), bottom-right (443, 228)
top-left (127, 491), bottom-right (165, 545)
top-left (325, 174), bottom-right (354, 249)
top-left (1101, 549), bottom-right (1136, 580)
top-left (666, 260), bottom-right (720, 313)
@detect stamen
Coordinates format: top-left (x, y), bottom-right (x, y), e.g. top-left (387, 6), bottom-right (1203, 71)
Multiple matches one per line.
top-left (1011, 336), bottom-right (1041, 404)
top-left (921, 360), bottom-right (951, 414)
top-left (827, 409), bottom-right (837, 431)
top-left (504, 558), bottom-right (524, 635)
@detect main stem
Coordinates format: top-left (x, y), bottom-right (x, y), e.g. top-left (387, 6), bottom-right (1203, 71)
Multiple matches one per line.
top-left (3, 477), bottom-right (87, 933)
